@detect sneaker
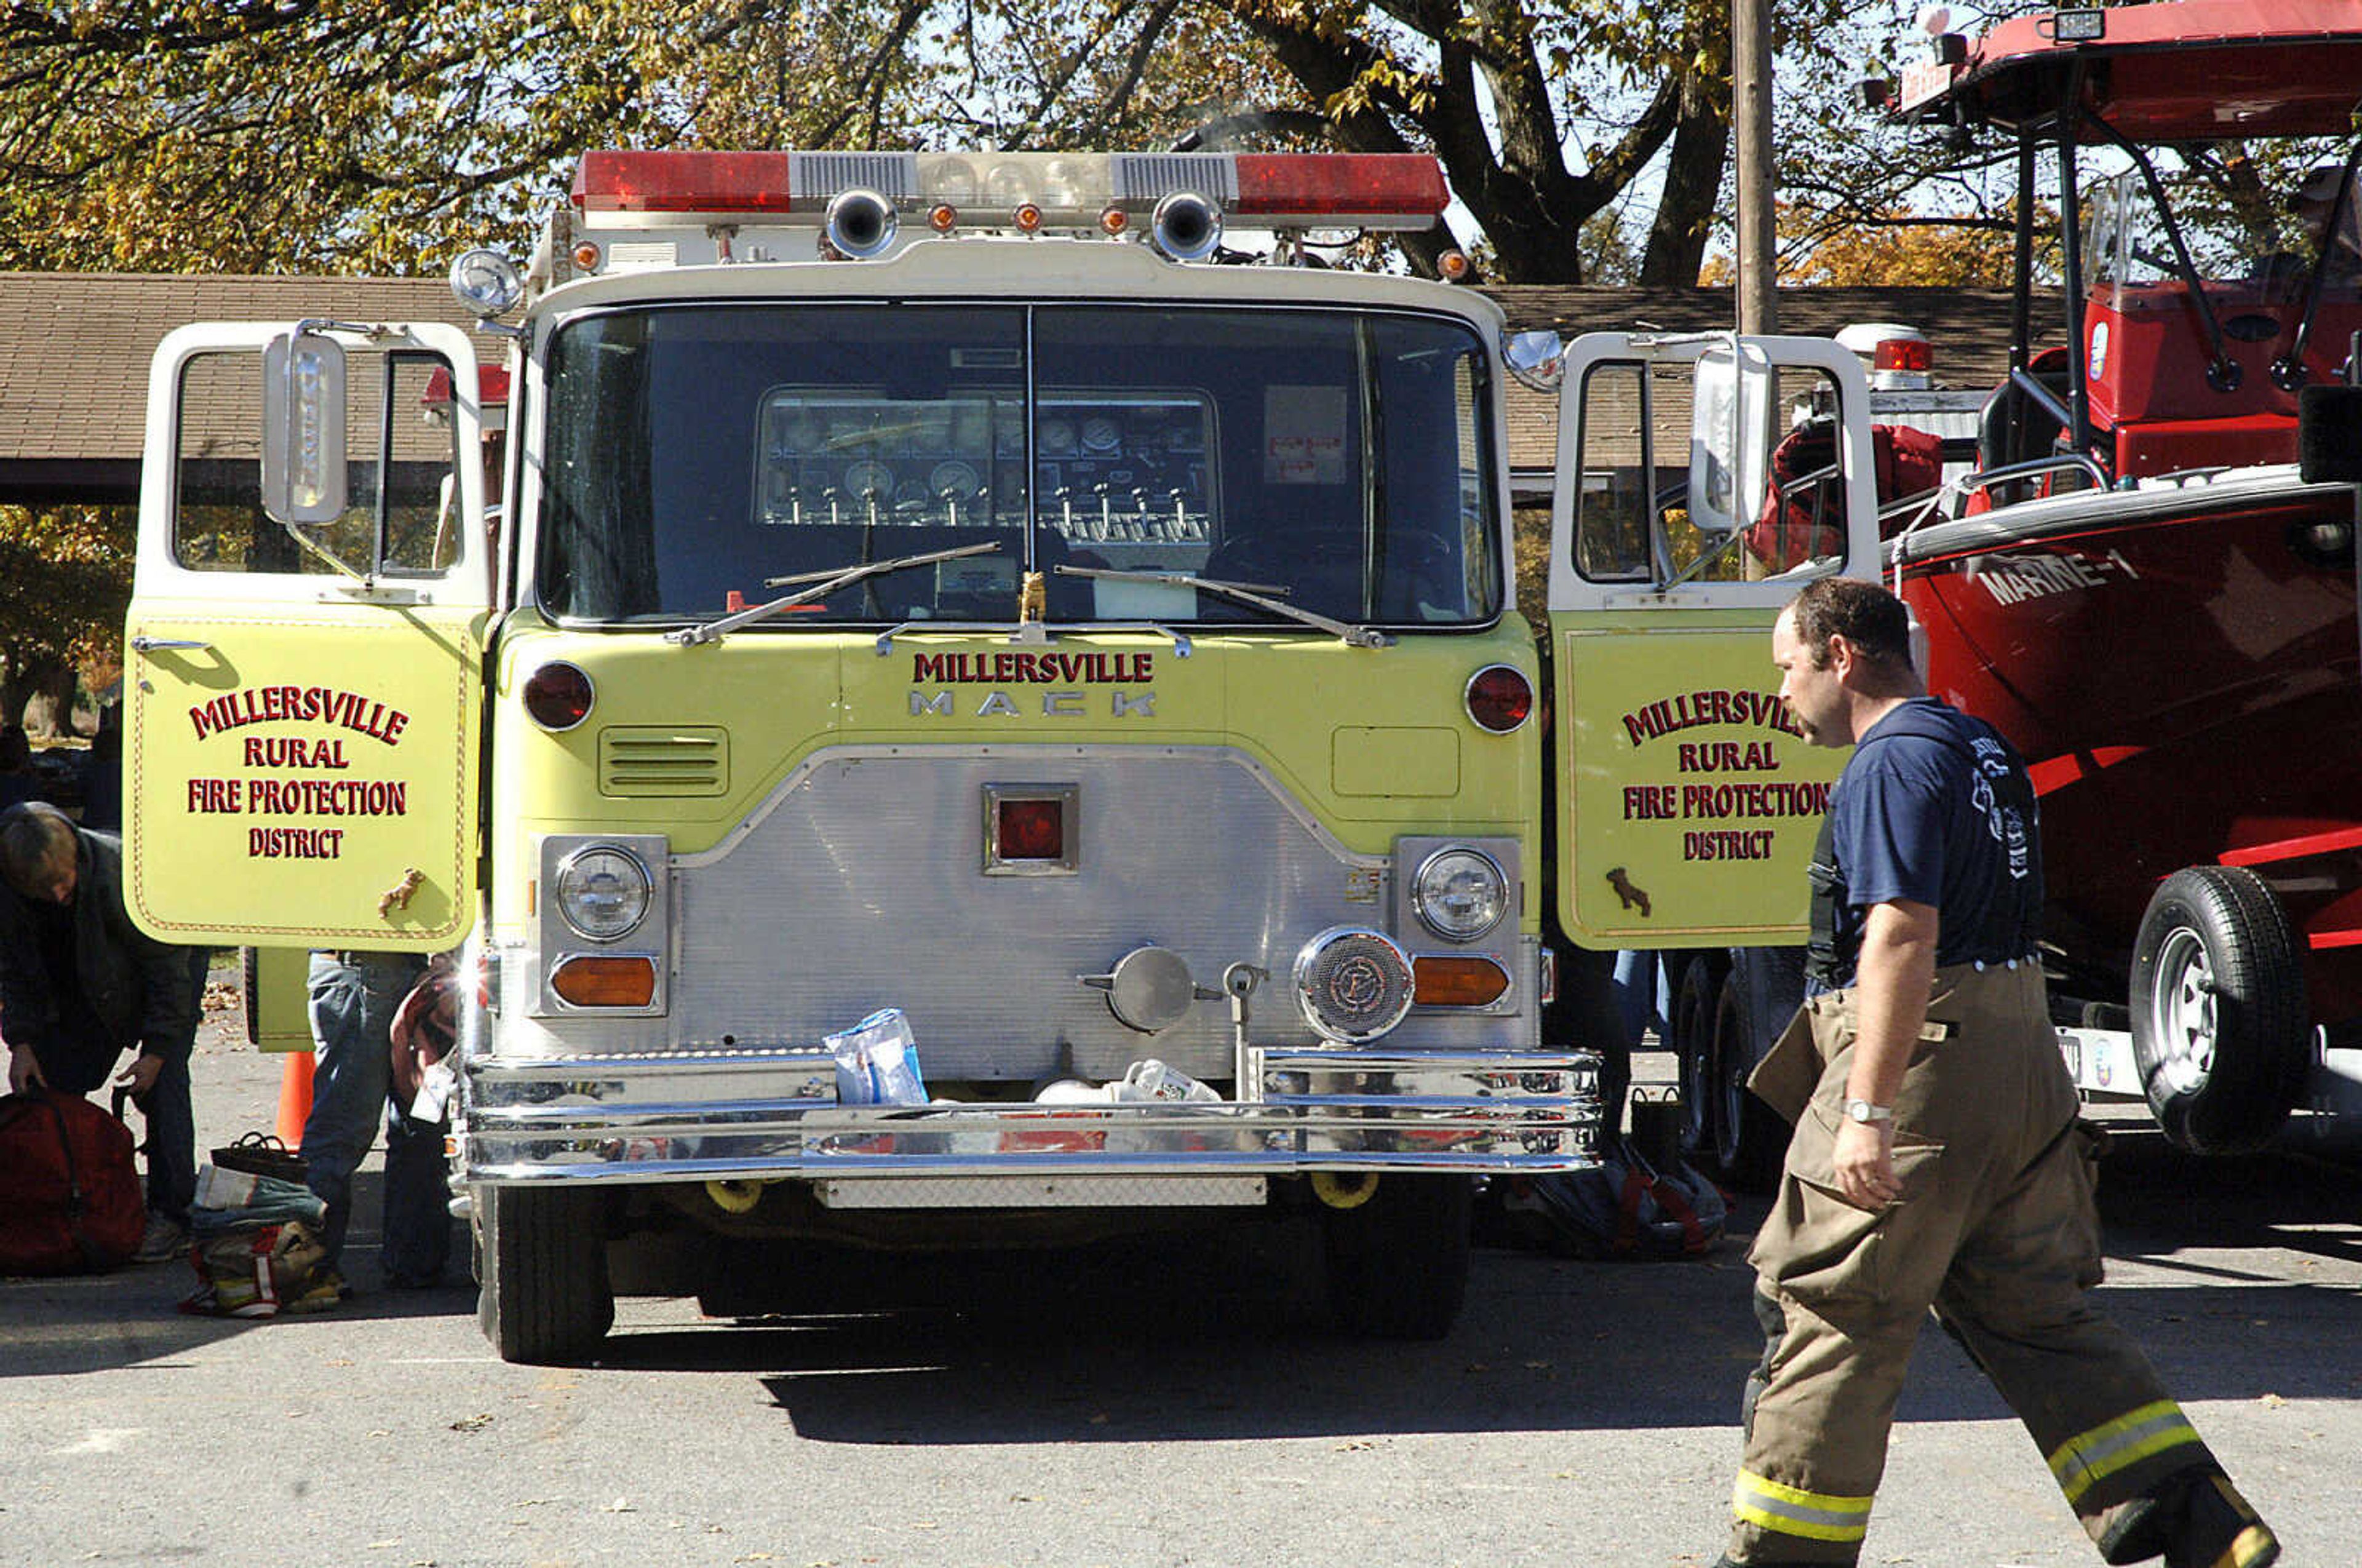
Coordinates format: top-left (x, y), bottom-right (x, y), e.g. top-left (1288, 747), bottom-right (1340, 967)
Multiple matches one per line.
top-left (132, 1214), bottom-right (189, 1264)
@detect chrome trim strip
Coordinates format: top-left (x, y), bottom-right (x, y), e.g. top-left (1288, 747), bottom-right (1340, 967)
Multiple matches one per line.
top-left (816, 1174), bottom-right (1268, 1208)
top-left (459, 1047), bottom-right (1601, 1180)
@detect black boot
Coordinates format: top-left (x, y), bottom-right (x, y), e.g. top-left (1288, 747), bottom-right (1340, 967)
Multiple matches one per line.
top-left (2096, 1468), bottom-right (2279, 1568)
top-left (2162, 1471), bottom-right (2278, 1568)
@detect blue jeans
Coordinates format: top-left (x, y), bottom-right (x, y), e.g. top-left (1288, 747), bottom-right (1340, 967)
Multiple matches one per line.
top-left (301, 952), bottom-right (451, 1281)
top-left (1612, 949), bottom-right (1666, 1048)
top-left (31, 947), bottom-right (203, 1224)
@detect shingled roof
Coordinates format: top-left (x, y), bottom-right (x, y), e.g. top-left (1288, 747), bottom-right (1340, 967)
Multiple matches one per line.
top-left (0, 271), bottom-right (2026, 506)
top-left (0, 272), bottom-right (469, 503)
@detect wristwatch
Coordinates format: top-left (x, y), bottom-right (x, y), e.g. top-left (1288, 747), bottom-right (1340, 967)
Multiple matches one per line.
top-left (1844, 1098), bottom-right (1894, 1124)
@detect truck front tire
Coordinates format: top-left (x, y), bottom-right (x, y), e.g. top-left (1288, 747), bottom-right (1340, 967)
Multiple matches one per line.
top-left (475, 1184), bottom-right (615, 1366)
top-left (1321, 1174), bottom-right (1472, 1339)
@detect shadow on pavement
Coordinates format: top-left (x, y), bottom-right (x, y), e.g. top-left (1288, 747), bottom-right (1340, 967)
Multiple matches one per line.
top-left (573, 1139), bottom-right (2360, 1443)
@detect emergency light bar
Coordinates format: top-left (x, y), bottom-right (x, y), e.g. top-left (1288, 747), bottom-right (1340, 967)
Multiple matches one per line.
top-left (572, 149), bottom-right (1449, 232)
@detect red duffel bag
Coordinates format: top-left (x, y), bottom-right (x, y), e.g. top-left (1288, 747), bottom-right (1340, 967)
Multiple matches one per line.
top-left (0, 1088), bottom-right (146, 1274)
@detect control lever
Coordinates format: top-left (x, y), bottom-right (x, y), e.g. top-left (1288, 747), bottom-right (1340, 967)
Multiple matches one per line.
top-left (1224, 962), bottom-right (1266, 1104)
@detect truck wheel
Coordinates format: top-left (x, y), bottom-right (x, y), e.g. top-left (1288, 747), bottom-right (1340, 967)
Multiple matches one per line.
top-left (2130, 866), bottom-right (2308, 1155)
top-left (1322, 1174), bottom-right (1473, 1340)
top-left (1711, 949), bottom-right (1799, 1191)
top-left (1669, 953), bottom-right (1730, 1165)
top-left (475, 1184), bottom-right (614, 1366)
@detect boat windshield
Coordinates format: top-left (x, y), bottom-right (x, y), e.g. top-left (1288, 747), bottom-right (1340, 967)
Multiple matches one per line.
top-left (536, 302), bottom-right (1501, 631)
top-left (2085, 159), bottom-right (2362, 311)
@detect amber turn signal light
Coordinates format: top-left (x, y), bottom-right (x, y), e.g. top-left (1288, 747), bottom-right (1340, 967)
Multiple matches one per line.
top-left (1412, 955), bottom-right (1509, 1006)
top-left (551, 955), bottom-right (656, 1008)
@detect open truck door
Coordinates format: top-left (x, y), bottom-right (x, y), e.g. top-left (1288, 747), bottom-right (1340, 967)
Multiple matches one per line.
top-left (1543, 332), bottom-right (1880, 950)
top-left (123, 321), bottom-right (491, 951)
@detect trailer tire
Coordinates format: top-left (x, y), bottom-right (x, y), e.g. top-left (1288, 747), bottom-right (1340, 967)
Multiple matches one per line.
top-left (475, 1184), bottom-right (614, 1366)
top-left (1322, 1174), bottom-right (1472, 1340)
top-left (1669, 952), bottom-right (1730, 1165)
top-left (2130, 866), bottom-right (2308, 1155)
top-left (1711, 949), bottom-right (1799, 1191)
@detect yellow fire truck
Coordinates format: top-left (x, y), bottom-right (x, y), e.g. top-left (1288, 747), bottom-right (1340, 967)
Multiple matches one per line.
top-left (122, 149), bottom-right (1880, 1363)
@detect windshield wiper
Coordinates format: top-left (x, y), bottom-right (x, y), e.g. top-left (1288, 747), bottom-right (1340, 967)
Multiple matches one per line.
top-left (1054, 565), bottom-right (1392, 649)
top-left (666, 542), bottom-right (1002, 647)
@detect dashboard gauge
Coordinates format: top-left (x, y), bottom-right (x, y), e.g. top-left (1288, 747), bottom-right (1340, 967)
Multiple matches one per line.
top-left (1039, 416), bottom-right (1076, 456)
top-left (1081, 415), bottom-right (1122, 453)
top-left (894, 479), bottom-right (930, 510)
top-left (844, 460), bottom-right (893, 498)
top-left (929, 460), bottom-right (980, 496)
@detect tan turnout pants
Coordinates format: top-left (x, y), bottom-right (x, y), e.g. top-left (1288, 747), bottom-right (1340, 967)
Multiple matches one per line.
top-left (1727, 961), bottom-right (2216, 1564)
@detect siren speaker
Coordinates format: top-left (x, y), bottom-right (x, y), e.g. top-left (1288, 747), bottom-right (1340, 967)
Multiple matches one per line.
top-left (825, 188), bottom-right (899, 258)
top-left (1150, 191), bottom-right (1223, 262)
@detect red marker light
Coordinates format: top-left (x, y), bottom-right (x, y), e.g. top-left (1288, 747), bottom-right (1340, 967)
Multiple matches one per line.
top-left (1465, 665), bottom-right (1533, 734)
top-left (997, 798), bottom-right (1064, 860)
top-left (523, 661), bottom-right (595, 731)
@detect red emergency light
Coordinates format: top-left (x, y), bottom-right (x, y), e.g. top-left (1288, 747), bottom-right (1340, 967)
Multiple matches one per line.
top-left (420, 364), bottom-right (513, 410)
top-left (1874, 336), bottom-right (1933, 375)
top-left (571, 149), bottom-right (1448, 232)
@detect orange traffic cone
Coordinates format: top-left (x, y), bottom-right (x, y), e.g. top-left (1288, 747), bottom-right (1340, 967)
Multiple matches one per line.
top-left (276, 1049), bottom-right (316, 1148)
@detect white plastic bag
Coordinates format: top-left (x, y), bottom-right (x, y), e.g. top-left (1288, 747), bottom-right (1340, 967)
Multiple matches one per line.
top-left (825, 1008), bottom-right (929, 1107)
top-left (1115, 1059), bottom-right (1219, 1103)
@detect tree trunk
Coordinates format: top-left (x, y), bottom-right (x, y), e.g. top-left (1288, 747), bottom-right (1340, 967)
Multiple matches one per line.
top-left (1640, 66), bottom-right (1732, 286)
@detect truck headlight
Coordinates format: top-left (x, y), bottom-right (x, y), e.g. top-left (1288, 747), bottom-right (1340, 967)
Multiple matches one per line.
top-left (553, 845), bottom-right (652, 942)
top-left (1294, 926), bottom-right (1414, 1044)
top-left (1410, 847), bottom-right (1507, 941)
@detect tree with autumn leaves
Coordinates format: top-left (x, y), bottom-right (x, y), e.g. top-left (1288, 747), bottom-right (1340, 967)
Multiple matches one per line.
top-left (0, 0), bottom-right (1891, 285)
top-left (0, 506), bottom-right (132, 738)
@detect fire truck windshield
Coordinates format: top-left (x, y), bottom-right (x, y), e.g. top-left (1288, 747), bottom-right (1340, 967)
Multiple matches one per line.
top-left (536, 303), bottom-right (1501, 629)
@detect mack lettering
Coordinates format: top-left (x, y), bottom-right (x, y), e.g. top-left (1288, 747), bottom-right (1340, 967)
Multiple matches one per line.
top-left (907, 688), bottom-right (1157, 718)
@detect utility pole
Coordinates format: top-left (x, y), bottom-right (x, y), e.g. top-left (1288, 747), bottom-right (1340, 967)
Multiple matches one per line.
top-left (1733, 0), bottom-right (1777, 334)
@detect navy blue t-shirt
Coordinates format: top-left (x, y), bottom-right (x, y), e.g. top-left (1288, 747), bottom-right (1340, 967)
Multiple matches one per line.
top-left (1818, 698), bottom-right (2042, 987)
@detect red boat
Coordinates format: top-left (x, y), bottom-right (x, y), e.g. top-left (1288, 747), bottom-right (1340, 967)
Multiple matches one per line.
top-left (1877, 1), bottom-right (2362, 1152)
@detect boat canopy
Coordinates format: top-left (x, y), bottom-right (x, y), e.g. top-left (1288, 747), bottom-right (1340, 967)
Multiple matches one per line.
top-left (1906, 0), bottom-right (2362, 140)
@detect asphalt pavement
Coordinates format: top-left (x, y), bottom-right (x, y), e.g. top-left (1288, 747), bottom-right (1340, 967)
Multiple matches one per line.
top-left (3, 975), bottom-right (2358, 1567)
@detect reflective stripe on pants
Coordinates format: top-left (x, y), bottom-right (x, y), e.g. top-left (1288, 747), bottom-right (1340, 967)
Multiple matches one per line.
top-left (2048, 1400), bottom-right (2203, 1504)
top-left (1732, 1470), bottom-right (1872, 1546)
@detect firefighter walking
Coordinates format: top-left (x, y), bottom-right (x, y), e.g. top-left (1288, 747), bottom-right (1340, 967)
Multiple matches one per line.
top-left (1716, 579), bottom-right (2276, 1568)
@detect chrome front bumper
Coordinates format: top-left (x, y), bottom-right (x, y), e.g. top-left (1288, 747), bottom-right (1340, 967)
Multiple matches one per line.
top-left (459, 1046), bottom-right (1601, 1185)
